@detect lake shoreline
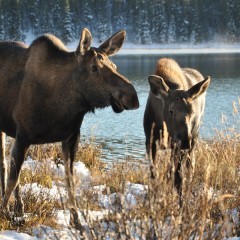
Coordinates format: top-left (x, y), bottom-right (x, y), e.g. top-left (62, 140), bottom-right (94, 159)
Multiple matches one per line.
top-left (66, 39), bottom-right (240, 54)
top-left (117, 48), bottom-right (240, 55)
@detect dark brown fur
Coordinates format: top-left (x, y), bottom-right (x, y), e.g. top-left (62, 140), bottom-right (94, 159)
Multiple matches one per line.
top-left (144, 58), bottom-right (210, 192)
top-left (0, 29), bottom-right (139, 229)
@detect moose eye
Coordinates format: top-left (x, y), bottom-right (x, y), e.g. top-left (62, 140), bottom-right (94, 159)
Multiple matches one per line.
top-left (97, 54), bottom-right (103, 60)
top-left (92, 65), bottom-right (98, 73)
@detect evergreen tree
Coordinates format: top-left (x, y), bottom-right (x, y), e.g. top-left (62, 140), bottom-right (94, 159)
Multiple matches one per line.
top-left (168, 15), bottom-right (176, 43)
top-left (0, 0), bottom-right (239, 44)
top-left (176, 0), bottom-right (190, 43)
top-left (80, 1), bottom-right (95, 35)
top-left (111, 0), bottom-right (127, 34)
top-left (225, 0), bottom-right (239, 42)
top-left (138, 0), bottom-right (152, 44)
top-left (150, 0), bottom-right (168, 44)
top-left (25, 0), bottom-right (41, 37)
top-left (189, 0), bottom-right (205, 43)
top-left (61, 0), bottom-right (74, 43)
top-left (0, 0), bottom-right (5, 39)
top-left (94, 0), bottom-right (112, 43)
top-left (3, 0), bottom-right (24, 40)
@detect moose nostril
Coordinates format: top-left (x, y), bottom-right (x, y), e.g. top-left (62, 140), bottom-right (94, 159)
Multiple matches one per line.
top-left (169, 110), bottom-right (174, 117)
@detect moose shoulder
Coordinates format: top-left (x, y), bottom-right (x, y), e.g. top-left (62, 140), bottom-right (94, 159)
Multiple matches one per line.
top-left (0, 28), bottom-right (139, 229)
top-left (144, 58), bottom-right (210, 190)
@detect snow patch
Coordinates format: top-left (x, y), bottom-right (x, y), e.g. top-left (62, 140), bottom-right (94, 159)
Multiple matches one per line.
top-left (0, 230), bottom-right (36, 240)
top-left (22, 157), bottom-right (91, 187)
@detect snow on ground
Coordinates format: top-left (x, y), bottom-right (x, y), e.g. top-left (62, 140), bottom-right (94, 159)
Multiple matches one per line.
top-left (0, 157), bottom-right (239, 239)
top-left (0, 231), bottom-right (36, 240)
top-left (0, 157), bottom-right (149, 239)
top-left (22, 156), bottom-right (91, 188)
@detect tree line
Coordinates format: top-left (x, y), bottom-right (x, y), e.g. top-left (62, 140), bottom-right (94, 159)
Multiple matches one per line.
top-left (0, 0), bottom-right (239, 45)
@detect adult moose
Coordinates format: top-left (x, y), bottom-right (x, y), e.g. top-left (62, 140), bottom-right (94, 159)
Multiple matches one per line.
top-left (144, 58), bottom-right (210, 193)
top-left (0, 28), bottom-right (139, 229)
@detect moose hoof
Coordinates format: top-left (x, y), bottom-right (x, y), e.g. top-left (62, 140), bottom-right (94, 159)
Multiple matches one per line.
top-left (14, 200), bottom-right (24, 217)
top-left (69, 208), bottom-right (84, 232)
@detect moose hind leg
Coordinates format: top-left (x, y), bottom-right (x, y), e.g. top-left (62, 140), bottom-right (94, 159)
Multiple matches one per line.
top-left (0, 132), bottom-right (7, 199)
top-left (62, 131), bottom-right (83, 231)
top-left (3, 136), bottom-right (29, 215)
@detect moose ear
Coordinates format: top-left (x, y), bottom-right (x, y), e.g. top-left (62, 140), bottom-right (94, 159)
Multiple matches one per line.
top-left (76, 28), bottom-right (92, 55)
top-left (148, 75), bottom-right (169, 98)
top-left (99, 30), bottom-right (126, 56)
top-left (187, 76), bottom-right (211, 101)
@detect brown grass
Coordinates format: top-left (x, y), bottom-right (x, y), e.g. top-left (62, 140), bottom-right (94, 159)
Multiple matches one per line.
top-left (88, 131), bottom-right (239, 239)
top-left (0, 105), bottom-right (239, 238)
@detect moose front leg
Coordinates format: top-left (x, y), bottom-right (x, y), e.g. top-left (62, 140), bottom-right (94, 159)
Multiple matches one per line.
top-left (173, 137), bottom-right (197, 202)
top-left (0, 132), bottom-right (7, 200)
top-left (171, 147), bottom-right (182, 194)
top-left (186, 137), bottom-right (197, 171)
top-left (183, 137), bottom-right (197, 190)
top-left (62, 131), bottom-right (83, 231)
top-left (3, 136), bottom-right (29, 215)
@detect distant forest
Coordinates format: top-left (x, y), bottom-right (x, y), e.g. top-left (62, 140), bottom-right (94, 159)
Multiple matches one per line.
top-left (0, 0), bottom-right (240, 45)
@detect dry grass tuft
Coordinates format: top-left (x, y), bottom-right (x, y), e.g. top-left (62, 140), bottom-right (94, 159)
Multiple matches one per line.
top-left (0, 189), bottom-right (59, 232)
top-left (20, 167), bottom-right (53, 189)
top-left (98, 161), bottom-right (148, 194)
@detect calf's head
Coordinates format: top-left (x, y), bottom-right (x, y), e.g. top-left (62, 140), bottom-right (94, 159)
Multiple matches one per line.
top-left (148, 75), bottom-right (210, 150)
top-left (75, 28), bottom-right (139, 113)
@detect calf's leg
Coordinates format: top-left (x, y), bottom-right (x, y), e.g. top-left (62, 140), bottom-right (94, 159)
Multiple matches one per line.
top-left (173, 138), bottom-right (197, 200)
top-left (171, 147), bottom-right (182, 194)
top-left (147, 123), bottom-right (158, 179)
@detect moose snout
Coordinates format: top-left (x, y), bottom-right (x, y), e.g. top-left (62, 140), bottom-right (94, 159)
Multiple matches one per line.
top-left (181, 139), bottom-right (191, 150)
top-left (173, 132), bottom-right (192, 150)
top-left (121, 85), bottom-right (139, 110)
top-left (180, 134), bottom-right (192, 150)
top-left (110, 84), bottom-right (139, 113)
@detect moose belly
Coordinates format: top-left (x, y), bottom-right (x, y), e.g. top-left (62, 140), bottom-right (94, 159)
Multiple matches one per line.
top-left (17, 114), bottom-right (84, 144)
top-left (26, 125), bottom-right (80, 144)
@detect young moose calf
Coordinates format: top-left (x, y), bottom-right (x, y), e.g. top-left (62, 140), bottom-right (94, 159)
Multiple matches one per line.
top-left (144, 58), bottom-right (210, 192)
top-left (0, 28), bottom-right (139, 229)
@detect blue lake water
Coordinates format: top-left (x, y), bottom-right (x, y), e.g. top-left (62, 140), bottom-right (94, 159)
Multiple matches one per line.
top-left (81, 53), bottom-right (240, 162)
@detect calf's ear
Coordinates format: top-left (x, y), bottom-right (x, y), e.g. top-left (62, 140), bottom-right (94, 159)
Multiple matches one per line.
top-left (76, 28), bottom-right (92, 55)
top-left (148, 75), bottom-right (169, 98)
top-left (187, 76), bottom-right (211, 101)
top-left (99, 30), bottom-right (126, 56)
